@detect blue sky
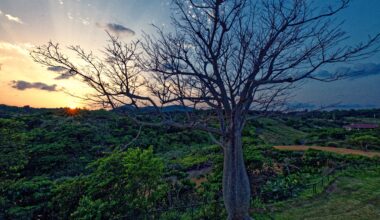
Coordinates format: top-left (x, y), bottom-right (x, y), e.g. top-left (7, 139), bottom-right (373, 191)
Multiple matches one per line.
top-left (0, 0), bottom-right (379, 109)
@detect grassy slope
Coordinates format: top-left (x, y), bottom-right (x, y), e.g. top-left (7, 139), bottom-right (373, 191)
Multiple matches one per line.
top-left (257, 118), bottom-right (307, 145)
top-left (272, 167), bottom-right (380, 220)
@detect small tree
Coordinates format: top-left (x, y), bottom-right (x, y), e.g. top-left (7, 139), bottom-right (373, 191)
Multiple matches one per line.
top-left (350, 135), bottom-right (379, 151)
top-left (31, 0), bottom-right (380, 218)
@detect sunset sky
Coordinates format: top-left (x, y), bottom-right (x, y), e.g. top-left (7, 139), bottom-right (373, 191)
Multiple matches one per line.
top-left (1, 0), bottom-right (380, 109)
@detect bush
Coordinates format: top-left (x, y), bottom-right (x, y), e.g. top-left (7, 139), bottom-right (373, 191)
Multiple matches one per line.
top-left (68, 147), bottom-right (167, 219)
top-left (0, 177), bottom-right (53, 219)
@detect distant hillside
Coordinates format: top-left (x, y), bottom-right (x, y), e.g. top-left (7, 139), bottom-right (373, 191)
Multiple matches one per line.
top-left (2, 103), bottom-right (379, 118)
top-left (0, 104), bottom-right (52, 117)
top-left (113, 104), bottom-right (194, 113)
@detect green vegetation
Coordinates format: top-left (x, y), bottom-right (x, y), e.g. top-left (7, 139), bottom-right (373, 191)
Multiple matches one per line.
top-left (271, 167), bottom-right (380, 220)
top-left (1, 105), bottom-right (380, 219)
top-left (350, 135), bottom-right (380, 151)
top-left (256, 118), bottom-right (307, 145)
top-left (61, 148), bottom-right (166, 220)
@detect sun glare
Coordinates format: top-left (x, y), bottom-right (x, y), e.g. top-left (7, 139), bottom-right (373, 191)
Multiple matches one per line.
top-left (64, 104), bottom-right (81, 116)
top-left (67, 102), bottom-right (81, 110)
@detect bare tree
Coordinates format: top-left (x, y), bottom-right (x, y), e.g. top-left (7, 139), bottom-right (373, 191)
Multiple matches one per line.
top-left (31, 0), bottom-right (380, 219)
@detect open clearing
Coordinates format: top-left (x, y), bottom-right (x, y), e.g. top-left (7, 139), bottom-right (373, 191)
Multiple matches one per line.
top-left (273, 145), bottom-right (380, 158)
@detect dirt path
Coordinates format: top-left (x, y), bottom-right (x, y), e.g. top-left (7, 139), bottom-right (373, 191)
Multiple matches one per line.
top-left (273, 145), bottom-right (380, 158)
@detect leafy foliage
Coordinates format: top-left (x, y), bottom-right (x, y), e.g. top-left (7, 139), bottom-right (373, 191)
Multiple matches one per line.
top-left (1, 106), bottom-right (379, 218)
top-left (52, 147), bottom-right (167, 219)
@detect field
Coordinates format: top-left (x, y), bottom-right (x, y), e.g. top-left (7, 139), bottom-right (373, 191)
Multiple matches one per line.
top-left (271, 167), bottom-right (380, 220)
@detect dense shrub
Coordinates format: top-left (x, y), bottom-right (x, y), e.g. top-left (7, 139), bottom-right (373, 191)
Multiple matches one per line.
top-left (56, 147), bottom-right (167, 219)
top-left (0, 177), bottom-right (53, 219)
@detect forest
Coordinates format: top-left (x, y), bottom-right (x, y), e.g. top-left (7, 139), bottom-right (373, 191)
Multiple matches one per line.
top-left (1, 104), bottom-right (380, 219)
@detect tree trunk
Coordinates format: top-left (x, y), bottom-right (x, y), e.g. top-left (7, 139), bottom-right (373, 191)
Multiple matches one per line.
top-left (223, 122), bottom-right (251, 220)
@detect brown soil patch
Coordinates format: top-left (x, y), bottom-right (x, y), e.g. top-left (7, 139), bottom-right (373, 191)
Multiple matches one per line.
top-left (191, 177), bottom-right (207, 188)
top-left (273, 145), bottom-right (380, 158)
top-left (187, 165), bottom-right (212, 178)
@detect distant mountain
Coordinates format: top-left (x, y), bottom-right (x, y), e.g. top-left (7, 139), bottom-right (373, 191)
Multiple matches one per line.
top-left (0, 104), bottom-right (50, 117)
top-left (113, 104), bottom-right (194, 113)
top-left (160, 105), bottom-right (194, 113)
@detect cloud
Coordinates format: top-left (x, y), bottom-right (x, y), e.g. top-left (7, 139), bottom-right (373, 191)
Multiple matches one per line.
top-left (0, 42), bottom-right (34, 74)
top-left (0, 10), bottom-right (24, 24)
top-left (66, 11), bottom-right (89, 25)
top-left (67, 12), bottom-right (74, 20)
top-left (0, 42), bottom-right (33, 56)
top-left (4, 13), bottom-right (23, 24)
top-left (345, 63), bottom-right (380, 79)
top-left (11, 80), bottom-right (58, 92)
top-left (47, 66), bottom-right (68, 72)
top-left (316, 63), bottom-right (380, 80)
top-left (47, 66), bottom-right (75, 80)
top-left (96, 22), bottom-right (135, 36)
top-left (81, 18), bottom-right (90, 25)
top-left (54, 72), bottom-right (74, 80)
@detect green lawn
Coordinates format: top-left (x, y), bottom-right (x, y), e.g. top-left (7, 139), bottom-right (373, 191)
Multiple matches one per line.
top-left (267, 167), bottom-right (380, 220)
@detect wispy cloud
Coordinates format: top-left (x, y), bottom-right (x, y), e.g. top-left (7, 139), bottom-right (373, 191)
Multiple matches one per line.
top-left (67, 12), bottom-right (74, 20)
top-left (0, 9), bottom-right (24, 24)
top-left (11, 80), bottom-right (58, 92)
top-left (2, 13), bottom-right (23, 24)
top-left (0, 42), bottom-right (34, 57)
top-left (317, 63), bottom-right (380, 80)
top-left (80, 18), bottom-right (90, 26)
top-left (54, 72), bottom-right (74, 80)
top-left (47, 66), bottom-right (68, 72)
top-left (47, 66), bottom-right (75, 80)
top-left (96, 22), bottom-right (135, 36)
top-left (66, 11), bottom-right (89, 25)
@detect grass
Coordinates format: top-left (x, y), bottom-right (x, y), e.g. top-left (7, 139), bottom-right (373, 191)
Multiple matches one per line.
top-left (257, 118), bottom-right (306, 145)
top-left (260, 167), bottom-right (380, 220)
